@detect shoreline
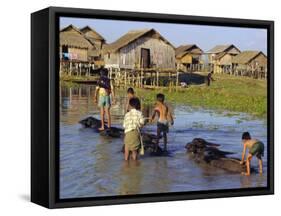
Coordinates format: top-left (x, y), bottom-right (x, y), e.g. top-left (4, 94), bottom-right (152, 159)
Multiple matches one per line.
top-left (60, 73), bottom-right (267, 118)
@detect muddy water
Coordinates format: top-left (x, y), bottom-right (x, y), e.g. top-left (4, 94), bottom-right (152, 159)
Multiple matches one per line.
top-left (59, 84), bottom-right (267, 199)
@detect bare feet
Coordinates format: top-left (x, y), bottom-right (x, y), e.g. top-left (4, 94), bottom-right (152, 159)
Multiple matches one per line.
top-left (98, 127), bottom-right (105, 131)
top-left (241, 172), bottom-right (250, 176)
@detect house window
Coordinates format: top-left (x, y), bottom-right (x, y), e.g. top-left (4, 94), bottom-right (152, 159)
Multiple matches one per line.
top-left (108, 53), bottom-right (110, 59)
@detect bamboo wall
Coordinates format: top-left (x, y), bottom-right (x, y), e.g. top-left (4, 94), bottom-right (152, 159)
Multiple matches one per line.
top-left (235, 53), bottom-right (267, 71)
top-left (218, 54), bottom-right (233, 65)
top-left (248, 53), bottom-right (267, 68)
top-left (105, 36), bottom-right (175, 69)
top-left (104, 52), bottom-right (119, 68)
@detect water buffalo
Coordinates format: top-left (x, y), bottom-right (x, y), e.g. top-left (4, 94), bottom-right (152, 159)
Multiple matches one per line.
top-left (185, 138), bottom-right (247, 173)
top-left (79, 116), bottom-right (166, 155)
top-left (79, 116), bottom-right (124, 138)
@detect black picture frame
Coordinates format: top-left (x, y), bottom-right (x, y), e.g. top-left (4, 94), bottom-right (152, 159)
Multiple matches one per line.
top-left (31, 6), bottom-right (274, 209)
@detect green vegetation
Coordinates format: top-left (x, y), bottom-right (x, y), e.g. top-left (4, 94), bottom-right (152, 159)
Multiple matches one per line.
top-left (135, 74), bottom-right (267, 118)
top-left (60, 80), bottom-right (81, 88)
top-left (60, 74), bottom-right (98, 82)
top-left (60, 73), bottom-right (267, 118)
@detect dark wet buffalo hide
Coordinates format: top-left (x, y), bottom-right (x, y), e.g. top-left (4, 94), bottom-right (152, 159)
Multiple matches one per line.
top-left (79, 116), bottom-right (166, 155)
top-left (185, 138), bottom-right (247, 173)
top-left (79, 116), bottom-right (123, 138)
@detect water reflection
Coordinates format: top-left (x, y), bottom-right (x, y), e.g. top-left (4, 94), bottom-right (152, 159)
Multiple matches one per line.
top-left (119, 161), bottom-right (143, 195)
top-left (60, 84), bottom-right (268, 199)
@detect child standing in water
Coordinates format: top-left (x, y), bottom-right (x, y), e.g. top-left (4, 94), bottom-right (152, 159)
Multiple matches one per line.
top-left (150, 93), bottom-right (174, 152)
top-left (125, 87), bottom-right (141, 112)
top-left (94, 68), bottom-right (115, 131)
top-left (240, 132), bottom-right (264, 176)
top-left (123, 98), bottom-right (144, 161)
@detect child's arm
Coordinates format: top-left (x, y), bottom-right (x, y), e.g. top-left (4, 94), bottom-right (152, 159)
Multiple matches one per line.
top-left (139, 113), bottom-right (145, 128)
top-left (167, 107), bottom-right (174, 125)
top-left (150, 108), bottom-right (158, 122)
top-left (123, 113), bottom-right (128, 129)
top-left (94, 86), bottom-right (100, 103)
top-left (169, 112), bottom-right (174, 125)
top-left (240, 143), bottom-right (247, 164)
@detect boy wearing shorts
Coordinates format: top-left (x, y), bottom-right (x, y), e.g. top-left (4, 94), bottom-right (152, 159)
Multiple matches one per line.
top-left (240, 132), bottom-right (264, 176)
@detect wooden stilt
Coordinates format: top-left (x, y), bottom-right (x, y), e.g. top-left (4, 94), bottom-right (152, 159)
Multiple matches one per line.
top-left (156, 70), bottom-right (159, 87)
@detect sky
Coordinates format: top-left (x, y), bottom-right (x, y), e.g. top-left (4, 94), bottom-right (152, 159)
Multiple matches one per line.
top-left (60, 17), bottom-right (267, 54)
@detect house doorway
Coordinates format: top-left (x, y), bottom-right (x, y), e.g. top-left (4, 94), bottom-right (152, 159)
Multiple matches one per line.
top-left (62, 45), bottom-right (69, 60)
top-left (141, 48), bottom-right (150, 68)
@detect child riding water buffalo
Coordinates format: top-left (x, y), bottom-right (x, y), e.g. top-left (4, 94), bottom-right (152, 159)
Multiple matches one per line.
top-left (94, 68), bottom-right (115, 131)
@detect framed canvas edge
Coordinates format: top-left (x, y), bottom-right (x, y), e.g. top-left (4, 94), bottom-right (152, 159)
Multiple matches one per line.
top-left (37, 6), bottom-right (274, 209)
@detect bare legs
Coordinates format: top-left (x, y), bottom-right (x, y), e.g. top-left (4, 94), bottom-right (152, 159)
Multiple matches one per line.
top-left (131, 150), bottom-right (138, 160)
top-left (242, 154), bottom-right (263, 176)
top-left (155, 128), bottom-right (161, 152)
top-left (163, 133), bottom-right (167, 151)
top-left (155, 129), bottom-right (167, 152)
top-left (99, 107), bottom-right (105, 130)
top-left (245, 154), bottom-right (252, 176)
top-left (258, 158), bottom-right (263, 175)
top-left (104, 107), bottom-right (111, 128)
top-left (124, 146), bottom-right (129, 161)
top-left (124, 146), bottom-right (138, 161)
top-left (98, 106), bottom-right (111, 131)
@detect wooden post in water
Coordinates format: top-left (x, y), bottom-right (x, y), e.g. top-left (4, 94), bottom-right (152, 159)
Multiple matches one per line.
top-left (141, 71), bottom-right (146, 87)
top-left (156, 69), bottom-right (159, 87)
top-left (132, 70), bottom-right (134, 86)
top-left (124, 70), bottom-right (127, 87)
top-left (150, 71), bottom-right (152, 87)
top-left (109, 67), bottom-right (112, 79)
top-left (176, 71), bottom-right (179, 91)
top-left (69, 62), bottom-right (72, 76)
top-left (154, 71), bottom-right (156, 87)
top-left (69, 87), bottom-right (72, 105)
top-left (78, 87), bottom-right (81, 99)
top-left (140, 69), bottom-right (143, 87)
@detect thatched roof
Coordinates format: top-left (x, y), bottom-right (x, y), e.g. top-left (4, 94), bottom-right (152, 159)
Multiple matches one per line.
top-left (60, 25), bottom-right (92, 49)
top-left (88, 49), bottom-right (101, 57)
top-left (214, 52), bottom-right (227, 60)
top-left (104, 28), bottom-right (175, 53)
top-left (175, 44), bottom-right (203, 58)
top-left (232, 51), bottom-right (266, 64)
top-left (207, 44), bottom-right (240, 54)
top-left (80, 26), bottom-right (105, 43)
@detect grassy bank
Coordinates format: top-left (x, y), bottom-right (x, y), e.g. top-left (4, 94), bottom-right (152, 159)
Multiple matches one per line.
top-left (60, 74), bottom-right (99, 82)
top-left (135, 74), bottom-right (267, 118)
top-left (60, 73), bottom-right (267, 118)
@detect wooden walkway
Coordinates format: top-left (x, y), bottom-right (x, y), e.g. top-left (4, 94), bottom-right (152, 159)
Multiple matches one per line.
top-left (108, 68), bottom-right (180, 88)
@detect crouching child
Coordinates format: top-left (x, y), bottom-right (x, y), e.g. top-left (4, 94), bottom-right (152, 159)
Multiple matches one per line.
top-left (240, 132), bottom-right (264, 176)
top-left (123, 98), bottom-right (144, 161)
